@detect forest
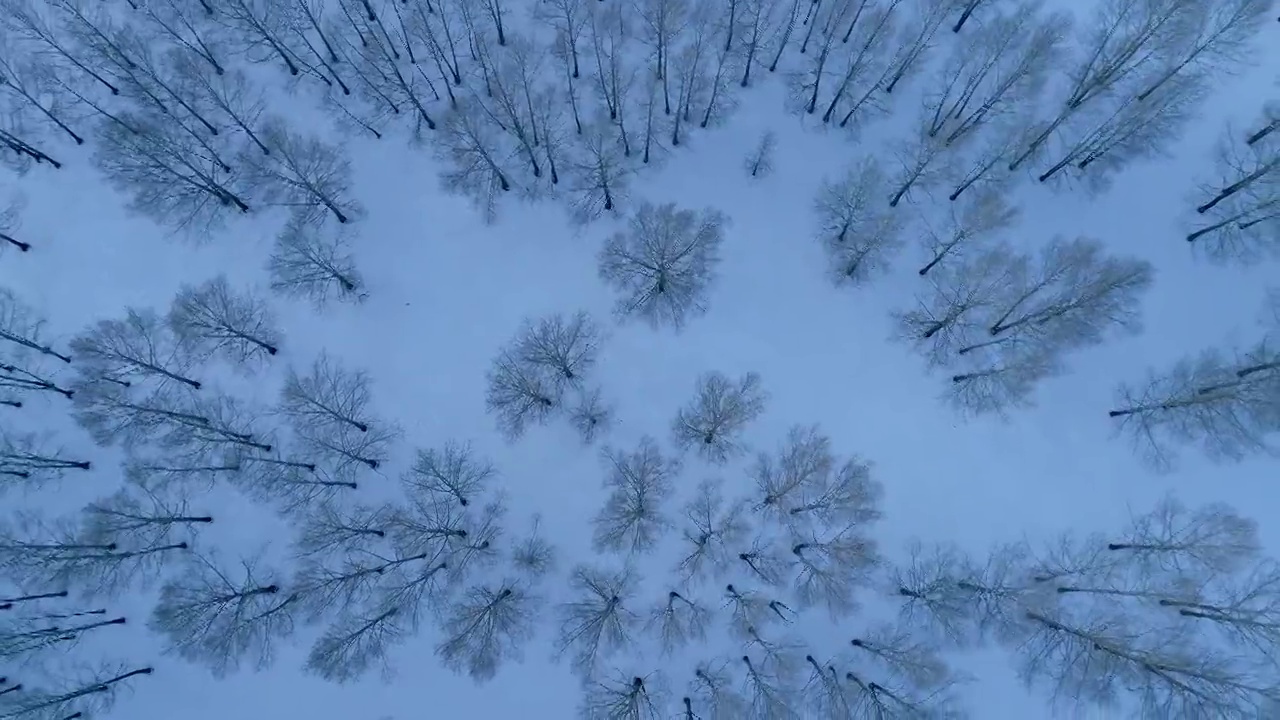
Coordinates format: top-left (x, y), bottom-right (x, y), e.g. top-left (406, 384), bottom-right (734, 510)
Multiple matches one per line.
top-left (1, 0), bottom-right (1278, 718)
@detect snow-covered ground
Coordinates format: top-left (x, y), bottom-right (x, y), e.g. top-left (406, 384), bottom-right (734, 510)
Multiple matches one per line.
top-left (2, 0), bottom-right (1278, 718)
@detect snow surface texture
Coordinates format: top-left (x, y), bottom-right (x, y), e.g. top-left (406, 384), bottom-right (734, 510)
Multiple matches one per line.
top-left (1, 0), bottom-right (1279, 718)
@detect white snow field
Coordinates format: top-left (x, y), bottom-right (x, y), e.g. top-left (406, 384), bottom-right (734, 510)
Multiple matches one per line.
top-left (1, 0), bottom-right (1279, 718)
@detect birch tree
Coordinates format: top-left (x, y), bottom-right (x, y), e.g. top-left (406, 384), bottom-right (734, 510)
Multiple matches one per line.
top-left (882, 0), bottom-right (957, 95)
top-left (814, 157), bottom-right (906, 287)
top-left (743, 130), bottom-right (776, 178)
top-left (234, 451), bottom-right (358, 514)
top-left (0, 288), bottom-right (69, 364)
top-left (268, 210), bottom-right (364, 306)
top-left (567, 120), bottom-right (631, 224)
top-left (1, 432), bottom-right (90, 493)
top-left (0, 662), bottom-right (152, 720)
top-left (593, 437), bottom-right (679, 556)
top-left (581, 671), bottom-right (669, 720)
top-left (1037, 74), bottom-right (1207, 193)
top-left (671, 371), bottom-right (767, 463)
top-left (515, 311), bottom-right (601, 398)
top-left (170, 275), bottom-right (282, 363)
top-left (925, 1), bottom-right (1069, 147)
top-left (1008, 0), bottom-right (1202, 170)
top-left (305, 605), bottom-right (405, 682)
top-left (81, 483), bottom-right (212, 550)
top-left (434, 98), bottom-right (516, 223)
top-left (403, 441), bottom-right (494, 510)
top-left (792, 524), bottom-right (881, 616)
top-left (0, 37), bottom-right (84, 145)
top-left (149, 552), bottom-right (296, 677)
top-left (646, 589), bottom-right (711, 655)
top-left (280, 352), bottom-right (373, 435)
top-left (839, 621), bottom-right (968, 717)
top-left (436, 580), bottom-right (541, 682)
top-left (1111, 344), bottom-right (1280, 471)
top-left (752, 425), bottom-right (836, 521)
top-left (673, 478), bottom-right (750, 586)
top-left (1134, 0), bottom-right (1271, 102)
top-left (210, 0), bottom-right (303, 76)
top-left (1187, 110), bottom-right (1279, 263)
top-left (294, 501), bottom-right (393, 560)
top-left (555, 564), bottom-right (640, 677)
top-left (598, 201), bottom-right (726, 330)
top-left (1, 355), bottom-right (75, 404)
top-left (0, 195), bottom-right (28, 254)
top-left (244, 117), bottom-right (361, 224)
top-left (485, 345), bottom-right (560, 441)
top-left (70, 307), bottom-right (201, 389)
top-left (92, 112), bottom-right (250, 236)
top-left (917, 185), bottom-right (1019, 276)
top-left (569, 386), bottom-right (615, 445)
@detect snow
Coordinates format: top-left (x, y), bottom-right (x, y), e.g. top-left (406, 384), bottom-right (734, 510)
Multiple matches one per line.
top-left (2, 0), bottom-right (1279, 718)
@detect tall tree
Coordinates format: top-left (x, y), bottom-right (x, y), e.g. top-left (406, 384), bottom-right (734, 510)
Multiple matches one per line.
top-left (436, 580), bottom-right (541, 682)
top-left (673, 478), bottom-right (750, 586)
top-left (555, 564), bottom-right (640, 678)
top-left (402, 441), bottom-right (494, 510)
top-left (268, 210), bottom-right (364, 306)
top-left (1187, 108), bottom-right (1279, 262)
top-left (92, 112), bottom-right (250, 236)
top-left (1, 432), bottom-right (90, 493)
top-left (169, 275), bottom-right (282, 363)
top-left (916, 185), bottom-right (1020, 276)
top-left (0, 288), bottom-right (70, 364)
top-left (593, 437), bottom-right (680, 556)
top-left (670, 371), bottom-right (768, 464)
top-left (280, 351), bottom-right (373, 436)
top-left (149, 551), bottom-right (296, 677)
top-left (244, 117), bottom-right (360, 224)
top-left (1008, 0), bottom-right (1202, 170)
top-left (566, 120), bottom-right (631, 224)
top-left (0, 662), bottom-right (151, 719)
top-left (813, 157), bottom-right (906, 287)
top-left (70, 308), bottom-right (201, 389)
top-left (598, 201), bottom-right (726, 330)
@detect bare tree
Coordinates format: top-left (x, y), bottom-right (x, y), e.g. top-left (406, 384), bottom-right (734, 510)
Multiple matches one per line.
top-left (268, 210), bottom-right (364, 306)
top-left (581, 671), bottom-right (669, 720)
top-left (569, 386), bottom-right (615, 445)
top-left (891, 541), bottom-right (981, 646)
top-left (149, 551), bottom-right (296, 677)
top-left (294, 501), bottom-right (392, 560)
top-left (840, 621), bottom-right (967, 717)
top-left (1036, 75), bottom-right (1208, 192)
top-left (566, 119), bottom-right (632, 224)
top-left (1187, 111), bottom-right (1279, 263)
top-left (646, 589), bottom-right (711, 655)
top-left (161, 391), bottom-right (274, 460)
top-left (674, 478), bottom-right (750, 586)
top-left (1135, 0), bottom-right (1271, 102)
top-left (244, 116), bottom-right (360, 224)
top-left (882, 0), bottom-right (956, 95)
top-left (436, 580), bottom-right (541, 682)
top-left (1, 432), bottom-right (90, 493)
top-left (1, 355), bottom-right (75, 403)
top-left (92, 112), bottom-right (249, 237)
top-left (279, 352), bottom-right (373, 434)
top-left (598, 201), bottom-right (726, 330)
top-left (433, 98), bottom-right (517, 223)
top-left (403, 441), bottom-right (494, 510)
top-left (210, 0), bottom-right (303, 76)
top-left (593, 437), bottom-right (679, 555)
top-left (916, 185), bottom-right (1019, 276)
top-left (0, 36), bottom-right (84, 145)
top-left (1008, 0), bottom-right (1202, 170)
top-left (0, 288), bottom-right (69, 364)
top-left (516, 311), bottom-right (602, 397)
top-left (1, 608), bottom-right (125, 661)
top-left (946, 337), bottom-right (1063, 415)
top-left (1105, 493), bottom-right (1260, 577)
top-left (0, 510), bottom-right (189, 599)
top-left (792, 524), bottom-right (880, 616)
top-left (740, 653), bottom-right (798, 719)
top-left (169, 54), bottom-right (269, 154)
top-left (1016, 602), bottom-right (1277, 717)
top-left (686, 659), bottom-right (749, 718)
top-left (234, 451), bottom-right (358, 514)
top-left (752, 425), bottom-right (835, 520)
top-left (294, 415), bottom-right (399, 475)
top-left (70, 308), bottom-right (200, 389)
top-left (0, 194), bottom-right (28, 254)
top-left (170, 275), bottom-right (282, 363)
top-left (0, 662), bottom-right (151, 720)
top-left (925, 1), bottom-right (1069, 147)
top-left (744, 130), bottom-right (776, 178)
top-left (555, 564), bottom-right (640, 677)
top-left (485, 346), bottom-right (559, 441)
top-left (814, 157), bottom-right (906, 287)
top-left (787, 454), bottom-right (882, 535)
top-left (1111, 346), bottom-right (1280, 471)
top-left (671, 371), bottom-right (767, 464)
top-left (305, 605), bottom-right (405, 683)
top-left (71, 382), bottom-right (212, 449)
top-left (81, 483), bottom-right (212, 549)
